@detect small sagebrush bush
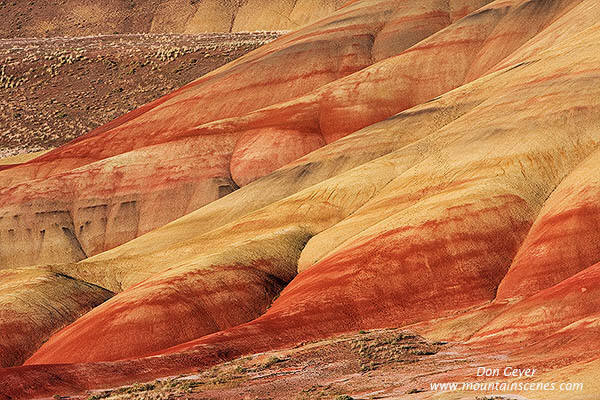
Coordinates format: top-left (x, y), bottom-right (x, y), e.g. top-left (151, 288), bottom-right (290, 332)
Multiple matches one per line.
top-left (262, 355), bottom-right (285, 368)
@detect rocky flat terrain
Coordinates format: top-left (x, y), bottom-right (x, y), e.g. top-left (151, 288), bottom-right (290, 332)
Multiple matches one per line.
top-left (0, 32), bottom-right (282, 157)
top-left (68, 328), bottom-right (466, 400)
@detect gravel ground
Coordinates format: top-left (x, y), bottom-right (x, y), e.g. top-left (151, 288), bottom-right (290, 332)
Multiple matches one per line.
top-left (0, 31), bottom-right (285, 157)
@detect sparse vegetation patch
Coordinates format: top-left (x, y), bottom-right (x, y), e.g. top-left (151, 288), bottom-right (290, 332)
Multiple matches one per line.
top-left (350, 330), bottom-right (442, 372)
top-left (0, 32), bottom-right (283, 157)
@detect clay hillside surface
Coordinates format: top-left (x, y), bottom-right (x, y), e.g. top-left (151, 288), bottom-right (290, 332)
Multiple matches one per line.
top-left (0, 32), bottom-right (283, 157)
top-left (1, 0), bottom-right (600, 399)
top-left (0, 0), bottom-right (347, 38)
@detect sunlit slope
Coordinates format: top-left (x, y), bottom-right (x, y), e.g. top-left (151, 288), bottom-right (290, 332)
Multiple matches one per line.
top-left (497, 148), bottom-right (600, 301)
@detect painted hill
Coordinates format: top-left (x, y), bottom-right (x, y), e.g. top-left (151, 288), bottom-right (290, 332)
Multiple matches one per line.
top-left (0, 0), bottom-right (486, 269)
top-left (1, 0), bottom-right (600, 399)
top-left (0, 0), bottom-right (347, 38)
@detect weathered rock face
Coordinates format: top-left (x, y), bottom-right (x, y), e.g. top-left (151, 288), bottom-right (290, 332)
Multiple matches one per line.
top-left (2, 0), bottom-right (600, 399)
top-left (25, 225), bottom-right (313, 364)
top-left (152, 0), bottom-right (351, 33)
top-left (230, 127), bottom-right (326, 187)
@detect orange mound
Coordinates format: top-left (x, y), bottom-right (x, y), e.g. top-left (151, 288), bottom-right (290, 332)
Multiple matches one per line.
top-left (497, 148), bottom-right (600, 301)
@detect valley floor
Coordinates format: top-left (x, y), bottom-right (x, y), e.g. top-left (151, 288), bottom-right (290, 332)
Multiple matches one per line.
top-left (67, 328), bottom-right (516, 400)
top-left (0, 32), bottom-right (283, 157)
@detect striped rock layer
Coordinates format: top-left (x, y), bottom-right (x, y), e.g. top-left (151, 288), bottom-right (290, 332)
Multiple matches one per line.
top-left (2, 0), bottom-right (600, 399)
